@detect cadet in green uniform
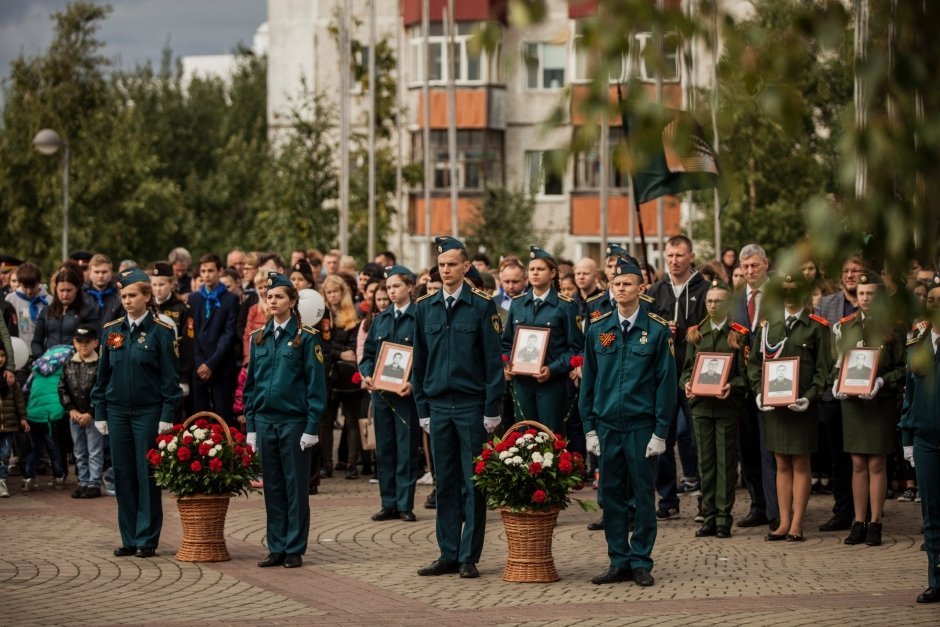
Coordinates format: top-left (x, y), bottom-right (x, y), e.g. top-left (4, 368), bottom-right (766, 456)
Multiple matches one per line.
top-left (832, 271), bottom-right (905, 547)
top-left (360, 265), bottom-right (420, 522)
top-left (585, 244), bottom-right (653, 324)
top-left (580, 258), bottom-right (676, 587)
top-left (501, 247), bottom-right (583, 433)
top-left (91, 267), bottom-right (181, 558)
top-left (748, 275), bottom-right (832, 542)
top-left (147, 262), bottom-right (193, 416)
top-left (413, 236), bottom-right (504, 579)
top-left (243, 273), bottom-right (326, 569)
top-left (681, 280), bottom-right (749, 538)
top-left (900, 273), bottom-right (940, 604)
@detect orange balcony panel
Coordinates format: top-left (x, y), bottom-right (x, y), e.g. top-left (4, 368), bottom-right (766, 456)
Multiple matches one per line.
top-left (410, 195), bottom-right (481, 236)
top-left (402, 0), bottom-right (508, 26)
top-left (570, 194), bottom-right (681, 237)
top-left (569, 0), bottom-right (681, 19)
top-left (570, 84), bottom-right (683, 127)
top-left (417, 89), bottom-right (488, 129)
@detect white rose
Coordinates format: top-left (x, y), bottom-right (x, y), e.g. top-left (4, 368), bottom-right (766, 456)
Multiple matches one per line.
top-left (504, 458), bottom-right (514, 466)
top-left (158, 440), bottom-right (166, 450)
top-left (189, 425), bottom-right (198, 432)
top-left (508, 446), bottom-right (518, 454)
top-left (527, 443), bottom-right (535, 449)
top-left (499, 451), bottom-right (511, 460)
top-left (193, 429), bottom-right (207, 441)
top-left (208, 448), bottom-right (218, 457)
top-left (167, 441), bottom-right (178, 452)
top-left (511, 455), bottom-right (523, 465)
top-left (531, 452), bottom-right (543, 463)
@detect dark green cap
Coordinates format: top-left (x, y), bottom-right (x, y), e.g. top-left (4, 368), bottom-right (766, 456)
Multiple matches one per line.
top-left (434, 236), bottom-right (465, 254)
top-left (529, 246), bottom-right (554, 262)
top-left (266, 272), bottom-right (293, 291)
top-left (115, 267), bottom-right (150, 289)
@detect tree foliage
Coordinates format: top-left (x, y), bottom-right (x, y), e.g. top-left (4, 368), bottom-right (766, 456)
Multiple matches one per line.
top-left (465, 187), bottom-right (538, 261)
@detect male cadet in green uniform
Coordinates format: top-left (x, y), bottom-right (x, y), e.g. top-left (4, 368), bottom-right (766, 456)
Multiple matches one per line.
top-left (580, 257), bottom-right (676, 587)
top-left (901, 273), bottom-right (940, 604)
top-left (413, 236), bottom-right (504, 579)
top-left (148, 261), bottom-right (194, 417)
top-left (585, 244), bottom-right (653, 324)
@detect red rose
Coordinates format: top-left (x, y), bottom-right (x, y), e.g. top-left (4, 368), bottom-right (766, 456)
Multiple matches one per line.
top-left (196, 418), bottom-right (209, 429)
top-left (209, 458), bottom-right (223, 473)
top-left (172, 424), bottom-right (185, 432)
top-left (553, 439), bottom-right (567, 451)
top-left (232, 431), bottom-right (244, 443)
top-left (569, 355), bottom-right (584, 368)
top-left (352, 372), bottom-right (363, 384)
top-left (481, 448), bottom-right (493, 461)
top-left (190, 460), bottom-right (202, 472)
top-left (474, 461), bottom-right (486, 475)
top-left (501, 354), bottom-right (509, 363)
top-left (177, 447), bottom-right (191, 461)
top-left (495, 441), bottom-right (508, 453)
top-left (528, 462), bottom-right (542, 476)
top-left (559, 459), bottom-right (573, 474)
top-left (572, 452), bottom-right (583, 463)
top-left (531, 489), bottom-right (547, 504)
top-left (242, 456), bottom-right (253, 467)
top-left (560, 450), bottom-right (572, 462)
top-left (524, 429), bottom-right (537, 436)
top-left (182, 435), bottom-right (193, 445)
top-left (198, 442), bottom-right (212, 456)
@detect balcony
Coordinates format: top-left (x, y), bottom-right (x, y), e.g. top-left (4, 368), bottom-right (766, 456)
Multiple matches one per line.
top-left (415, 87), bottom-right (506, 130)
top-left (570, 193), bottom-right (681, 237)
top-left (401, 0), bottom-right (508, 26)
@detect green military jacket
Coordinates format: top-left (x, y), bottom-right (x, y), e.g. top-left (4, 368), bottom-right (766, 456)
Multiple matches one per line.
top-left (243, 316), bottom-right (326, 435)
top-left (91, 312), bottom-right (182, 423)
top-left (680, 319), bottom-right (749, 418)
top-left (579, 308), bottom-right (677, 438)
top-left (501, 287), bottom-right (583, 379)
top-left (747, 309), bottom-right (832, 403)
top-left (833, 312), bottom-right (905, 420)
top-left (900, 324), bottom-right (940, 446)
top-left (412, 284), bottom-right (505, 417)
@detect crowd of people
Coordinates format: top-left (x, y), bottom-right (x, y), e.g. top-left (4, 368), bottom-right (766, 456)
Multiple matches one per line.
top-left (0, 236), bottom-right (937, 602)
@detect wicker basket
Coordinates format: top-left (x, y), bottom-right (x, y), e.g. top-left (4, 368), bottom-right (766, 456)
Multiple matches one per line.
top-left (174, 412), bottom-right (234, 563)
top-left (498, 419), bottom-right (561, 583)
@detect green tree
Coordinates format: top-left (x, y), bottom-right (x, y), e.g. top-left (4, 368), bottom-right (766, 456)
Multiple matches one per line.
top-left (465, 188), bottom-right (538, 261)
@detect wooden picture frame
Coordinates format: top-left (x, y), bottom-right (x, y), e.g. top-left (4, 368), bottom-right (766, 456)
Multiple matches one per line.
top-left (373, 341), bottom-right (413, 393)
top-left (689, 352), bottom-right (733, 397)
top-left (509, 326), bottom-right (550, 376)
top-left (837, 348), bottom-right (880, 396)
top-left (761, 357), bottom-right (800, 407)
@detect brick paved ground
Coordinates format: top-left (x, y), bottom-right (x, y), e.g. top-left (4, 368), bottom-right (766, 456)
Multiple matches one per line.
top-left (2, 467), bottom-right (937, 626)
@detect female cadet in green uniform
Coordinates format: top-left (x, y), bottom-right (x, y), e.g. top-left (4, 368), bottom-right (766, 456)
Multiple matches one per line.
top-left (91, 267), bottom-right (181, 558)
top-left (832, 271), bottom-right (905, 547)
top-left (501, 247), bottom-right (583, 433)
top-left (243, 273), bottom-right (326, 569)
top-left (360, 265), bottom-right (420, 522)
top-left (900, 273), bottom-right (940, 604)
top-left (681, 280), bottom-right (749, 538)
top-left (748, 274), bottom-right (832, 542)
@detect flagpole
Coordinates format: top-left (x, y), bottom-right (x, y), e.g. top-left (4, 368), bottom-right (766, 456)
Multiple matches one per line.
top-left (367, 0), bottom-right (377, 261)
top-left (396, 13), bottom-right (405, 259)
top-left (655, 0), bottom-right (665, 272)
top-left (339, 1), bottom-right (350, 256)
top-left (711, 3), bottom-right (721, 256)
top-left (616, 81), bottom-right (651, 273)
top-left (446, 1), bottom-right (459, 237)
top-left (600, 100), bottom-right (610, 261)
top-left (422, 0), bottom-right (432, 267)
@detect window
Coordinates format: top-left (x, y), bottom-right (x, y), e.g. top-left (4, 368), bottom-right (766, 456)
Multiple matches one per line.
top-left (523, 43), bottom-right (566, 89)
top-left (573, 22), bottom-right (625, 84)
top-left (572, 22), bottom-right (679, 84)
top-left (525, 150), bottom-right (564, 196)
top-left (412, 130), bottom-right (504, 191)
top-left (408, 23), bottom-right (497, 85)
top-left (573, 130), bottom-right (632, 190)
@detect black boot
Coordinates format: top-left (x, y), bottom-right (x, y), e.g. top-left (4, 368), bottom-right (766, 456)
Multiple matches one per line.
top-left (864, 522), bottom-right (882, 546)
top-left (843, 521), bottom-right (867, 545)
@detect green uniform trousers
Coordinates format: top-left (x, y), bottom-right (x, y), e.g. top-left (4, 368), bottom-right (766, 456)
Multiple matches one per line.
top-left (258, 419), bottom-right (310, 556)
top-left (914, 435), bottom-right (940, 588)
top-left (109, 409), bottom-right (162, 550)
top-left (598, 424), bottom-right (657, 571)
top-left (511, 377), bottom-right (569, 434)
top-left (693, 413), bottom-right (738, 527)
top-left (429, 402), bottom-right (487, 564)
top-left (373, 392), bottom-right (420, 512)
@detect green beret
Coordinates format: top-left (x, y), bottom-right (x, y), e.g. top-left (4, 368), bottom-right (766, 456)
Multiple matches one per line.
top-left (266, 272), bottom-right (293, 291)
top-left (857, 270), bottom-right (883, 286)
top-left (529, 246), bottom-right (554, 262)
top-left (434, 236), bottom-right (465, 254)
top-left (384, 265), bottom-right (415, 281)
top-left (606, 243), bottom-right (628, 258)
top-left (115, 267), bottom-right (150, 289)
top-left (614, 258), bottom-right (642, 278)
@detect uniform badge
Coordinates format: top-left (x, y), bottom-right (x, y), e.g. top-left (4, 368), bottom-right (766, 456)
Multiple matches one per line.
top-left (668, 336), bottom-right (675, 357)
top-left (590, 311), bottom-right (601, 322)
top-left (599, 332), bottom-right (616, 348)
top-left (106, 332), bottom-right (124, 349)
top-left (315, 344), bottom-right (324, 364)
top-left (576, 315), bottom-right (583, 329)
top-left (137, 333), bottom-right (146, 344)
top-left (639, 334), bottom-right (648, 345)
top-left (174, 342), bottom-right (180, 358)
top-left (491, 314), bottom-right (502, 334)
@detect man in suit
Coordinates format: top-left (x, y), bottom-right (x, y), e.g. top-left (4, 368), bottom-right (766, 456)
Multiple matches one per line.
top-left (188, 253), bottom-right (239, 426)
top-left (382, 352), bottom-right (406, 379)
top-left (769, 365), bottom-right (794, 394)
top-left (517, 334), bottom-right (541, 364)
top-left (845, 353), bottom-right (872, 382)
top-left (699, 359), bottom-right (723, 385)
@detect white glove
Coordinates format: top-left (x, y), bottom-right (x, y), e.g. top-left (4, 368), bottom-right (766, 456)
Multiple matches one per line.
top-left (483, 416), bottom-right (501, 433)
top-left (787, 397), bottom-right (810, 412)
top-left (180, 382), bottom-right (190, 396)
top-left (831, 380), bottom-right (848, 401)
top-left (755, 394), bottom-right (773, 412)
top-left (94, 421), bottom-right (109, 436)
top-left (158, 421), bottom-right (174, 434)
top-left (645, 434), bottom-right (667, 458)
top-left (419, 418), bottom-right (430, 434)
top-left (903, 445), bottom-right (915, 467)
top-left (299, 433), bottom-right (319, 450)
top-left (246, 432), bottom-right (257, 451)
top-left (585, 430), bottom-right (601, 456)
top-left (859, 377), bottom-right (884, 400)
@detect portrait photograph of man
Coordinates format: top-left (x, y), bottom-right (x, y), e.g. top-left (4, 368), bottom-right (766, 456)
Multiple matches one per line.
top-left (382, 351), bottom-right (407, 381)
top-left (697, 358), bottom-right (724, 385)
top-left (844, 351), bottom-right (872, 385)
top-left (509, 326), bottom-right (550, 375)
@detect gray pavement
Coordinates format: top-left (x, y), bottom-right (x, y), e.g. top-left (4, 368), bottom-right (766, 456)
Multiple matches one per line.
top-left (1, 471), bottom-right (936, 625)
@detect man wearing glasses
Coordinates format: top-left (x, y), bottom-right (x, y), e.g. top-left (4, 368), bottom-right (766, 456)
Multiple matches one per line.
top-left (814, 254), bottom-right (866, 533)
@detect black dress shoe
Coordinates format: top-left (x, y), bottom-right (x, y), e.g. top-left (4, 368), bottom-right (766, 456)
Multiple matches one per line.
top-left (308, 484), bottom-right (319, 495)
top-left (417, 559), bottom-right (460, 576)
top-left (819, 515), bottom-right (853, 532)
top-left (843, 521), bottom-right (868, 545)
top-left (786, 534), bottom-right (805, 543)
top-left (283, 555), bottom-right (303, 568)
top-left (371, 507), bottom-right (400, 521)
top-left (716, 525), bottom-right (731, 538)
top-left (864, 522), bottom-right (882, 546)
top-left (917, 587), bottom-right (940, 603)
top-left (736, 512), bottom-right (768, 528)
top-left (135, 548), bottom-right (156, 558)
top-left (695, 523), bottom-right (717, 537)
top-left (587, 515), bottom-right (604, 531)
top-left (424, 490), bottom-right (436, 509)
top-left (399, 510), bottom-right (417, 522)
top-left (764, 533), bottom-right (787, 542)
top-left (258, 553), bottom-right (286, 567)
top-left (320, 465), bottom-right (333, 478)
top-left (633, 567), bottom-right (655, 587)
top-left (767, 518), bottom-right (780, 532)
top-left (458, 563), bottom-right (479, 578)
top-left (113, 546), bottom-right (136, 557)
top-left (590, 566), bottom-right (633, 585)
top-left (71, 486), bottom-right (86, 498)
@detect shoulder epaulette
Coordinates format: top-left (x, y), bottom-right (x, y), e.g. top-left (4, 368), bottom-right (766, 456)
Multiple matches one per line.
top-left (103, 318), bottom-right (123, 329)
top-left (249, 327), bottom-right (264, 336)
top-left (153, 317), bottom-right (175, 331)
top-left (511, 292), bottom-right (525, 300)
top-left (558, 293), bottom-right (573, 303)
top-left (640, 293), bottom-right (655, 303)
top-left (471, 287), bottom-right (492, 300)
top-left (912, 320), bottom-right (929, 333)
top-left (730, 321), bottom-right (750, 336)
top-left (907, 333), bottom-right (927, 346)
top-left (415, 291), bottom-right (434, 303)
top-left (586, 292), bottom-right (605, 303)
top-left (809, 313), bottom-right (830, 327)
top-left (301, 325), bottom-right (319, 335)
top-left (593, 310), bottom-right (613, 322)
top-left (839, 313), bottom-right (857, 324)
top-left (648, 312), bottom-right (669, 327)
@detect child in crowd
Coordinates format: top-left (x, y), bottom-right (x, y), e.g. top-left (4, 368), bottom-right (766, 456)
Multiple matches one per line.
top-left (5, 262), bottom-right (49, 348)
top-left (58, 324), bottom-right (103, 498)
top-left (0, 346), bottom-right (28, 497)
top-left (23, 344), bottom-right (72, 490)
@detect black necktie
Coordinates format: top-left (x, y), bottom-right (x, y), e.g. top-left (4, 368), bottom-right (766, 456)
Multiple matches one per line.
top-left (130, 322), bottom-right (138, 335)
top-left (786, 315), bottom-right (797, 333)
top-left (395, 310), bottom-right (402, 321)
top-left (446, 296), bottom-right (455, 310)
top-left (533, 299), bottom-right (542, 313)
top-left (621, 319), bottom-right (631, 338)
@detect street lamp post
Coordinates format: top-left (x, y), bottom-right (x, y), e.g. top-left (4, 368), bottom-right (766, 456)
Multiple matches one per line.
top-left (32, 129), bottom-right (69, 261)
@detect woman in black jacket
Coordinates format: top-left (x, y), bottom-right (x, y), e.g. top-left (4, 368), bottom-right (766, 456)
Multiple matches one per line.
top-left (32, 268), bottom-right (97, 356)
